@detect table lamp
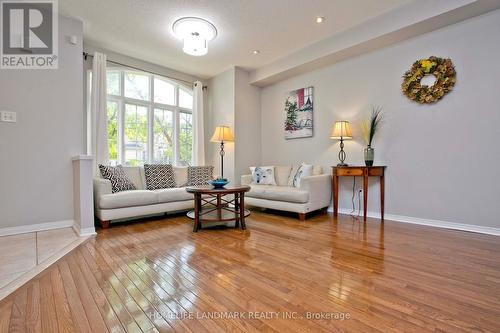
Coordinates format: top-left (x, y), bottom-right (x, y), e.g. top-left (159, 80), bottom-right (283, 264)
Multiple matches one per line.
top-left (210, 126), bottom-right (234, 179)
top-left (330, 121), bottom-right (352, 166)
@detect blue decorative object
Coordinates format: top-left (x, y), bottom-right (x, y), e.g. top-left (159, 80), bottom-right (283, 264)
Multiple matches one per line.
top-left (209, 179), bottom-right (229, 188)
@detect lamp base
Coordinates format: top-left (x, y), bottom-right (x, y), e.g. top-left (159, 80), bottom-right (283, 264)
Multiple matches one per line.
top-left (337, 162), bottom-right (348, 167)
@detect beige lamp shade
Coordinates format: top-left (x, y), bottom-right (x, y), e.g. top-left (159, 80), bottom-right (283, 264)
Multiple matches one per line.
top-left (210, 126), bottom-right (234, 142)
top-left (330, 121), bottom-right (353, 139)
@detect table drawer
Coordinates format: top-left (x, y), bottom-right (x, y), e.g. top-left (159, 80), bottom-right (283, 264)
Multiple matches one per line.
top-left (335, 168), bottom-right (364, 176)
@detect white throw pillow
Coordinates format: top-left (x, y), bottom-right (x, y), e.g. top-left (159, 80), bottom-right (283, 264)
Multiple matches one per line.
top-left (288, 164), bottom-right (313, 187)
top-left (250, 166), bottom-right (277, 185)
top-left (274, 165), bottom-right (292, 186)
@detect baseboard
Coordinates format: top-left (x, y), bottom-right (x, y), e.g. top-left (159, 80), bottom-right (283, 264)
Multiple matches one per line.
top-left (72, 224), bottom-right (96, 237)
top-left (0, 220), bottom-right (75, 237)
top-left (329, 208), bottom-right (500, 236)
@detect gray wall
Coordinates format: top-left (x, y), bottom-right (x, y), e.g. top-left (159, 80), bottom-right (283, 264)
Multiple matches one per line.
top-left (260, 10), bottom-right (500, 228)
top-left (207, 67), bottom-right (262, 183)
top-left (207, 68), bottom-right (235, 182)
top-left (234, 68), bottom-right (262, 182)
top-left (0, 16), bottom-right (84, 228)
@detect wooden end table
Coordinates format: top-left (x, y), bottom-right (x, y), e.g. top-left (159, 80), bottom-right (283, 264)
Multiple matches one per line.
top-left (332, 166), bottom-right (386, 222)
top-left (186, 185), bottom-right (251, 232)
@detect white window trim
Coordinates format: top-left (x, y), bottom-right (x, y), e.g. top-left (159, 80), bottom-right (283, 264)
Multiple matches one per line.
top-left (87, 68), bottom-right (193, 166)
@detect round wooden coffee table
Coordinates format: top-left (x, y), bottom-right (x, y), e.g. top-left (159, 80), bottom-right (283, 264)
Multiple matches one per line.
top-left (186, 185), bottom-right (251, 232)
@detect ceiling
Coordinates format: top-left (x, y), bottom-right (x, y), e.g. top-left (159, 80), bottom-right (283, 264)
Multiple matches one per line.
top-left (59, 0), bottom-right (408, 79)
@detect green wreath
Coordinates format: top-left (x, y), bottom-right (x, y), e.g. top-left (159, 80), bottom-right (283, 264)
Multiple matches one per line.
top-left (402, 56), bottom-right (456, 104)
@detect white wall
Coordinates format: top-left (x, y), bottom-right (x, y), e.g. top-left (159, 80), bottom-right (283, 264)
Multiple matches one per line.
top-left (260, 10), bottom-right (500, 228)
top-left (0, 16), bottom-right (84, 228)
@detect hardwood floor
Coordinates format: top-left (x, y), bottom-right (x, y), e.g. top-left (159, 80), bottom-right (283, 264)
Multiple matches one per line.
top-left (1, 211), bottom-right (500, 333)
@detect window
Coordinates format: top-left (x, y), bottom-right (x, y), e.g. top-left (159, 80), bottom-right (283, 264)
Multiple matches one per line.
top-left (124, 104), bottom-right (148, 166)
top-left (106, 101), bottom-right (119, 165)
top-left (91, 68), bottom-right (194, 166)
top-left (179, 112), bottom-right (193, 165)
top-left (154, 77), bottom-right (175, 105)
top-left (124, 72), bottom-right (150, 101)
top-left (153, 109), bottom-right (174, 163)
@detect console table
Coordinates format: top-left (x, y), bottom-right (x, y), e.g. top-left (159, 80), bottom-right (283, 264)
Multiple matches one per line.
top-left (331, 166), bottom-right (386, 222)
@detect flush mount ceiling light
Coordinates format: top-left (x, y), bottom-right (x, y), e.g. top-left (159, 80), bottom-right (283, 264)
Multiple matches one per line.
top-left (252, 50), bottom-right (260, 55)
top-left (172, 17), bottom-right (217, 56)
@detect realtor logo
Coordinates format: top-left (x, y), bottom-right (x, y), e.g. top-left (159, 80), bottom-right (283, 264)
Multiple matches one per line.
top-left (1, 0), bottom-right (58, 69)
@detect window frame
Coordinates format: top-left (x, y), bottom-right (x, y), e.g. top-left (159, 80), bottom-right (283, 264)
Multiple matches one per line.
top-left (88, 68), bottom-right (194, 166)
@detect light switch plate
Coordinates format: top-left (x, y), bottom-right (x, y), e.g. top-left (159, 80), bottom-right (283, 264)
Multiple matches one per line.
top-left (0, 111), bottom-right (16, 123)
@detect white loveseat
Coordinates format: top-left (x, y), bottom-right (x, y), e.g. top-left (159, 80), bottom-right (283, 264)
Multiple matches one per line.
top-left (94, 166), bottom-right (194, 227)
top-left (241, 165), bottom-right (331, 221)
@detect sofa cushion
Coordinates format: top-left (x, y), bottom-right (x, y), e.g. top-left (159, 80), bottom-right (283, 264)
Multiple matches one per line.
top-left (247, 185), bottom-right (309, 204)
top-left (275, 165), bottom-right (292, 186)
top-left (250, 166), bottom-right (277, 185)
top-left (99, 165), bottom-right (136, 193)
top-left (288, 164), bottom-right (313, 187)
top-left (156, 187), bottom-right (193, 203)
top-left (122, 166), bottom-right (145, 190)
top-left (99, 190), bottom-right (158, 209)
top-left (173, 167), bottom-right (188, 187)
top-left (312, 165), bottom-right (323, 175)
top-left (187, 166), bottom-right (214, 186)
top-left (144, 164), bottom-right (176, 190)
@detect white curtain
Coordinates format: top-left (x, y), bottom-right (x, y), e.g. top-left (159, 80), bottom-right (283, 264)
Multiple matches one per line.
top-left (90, 52), bottom-right (108, 173)
top-left (192, 81), bottom-right (205, 165)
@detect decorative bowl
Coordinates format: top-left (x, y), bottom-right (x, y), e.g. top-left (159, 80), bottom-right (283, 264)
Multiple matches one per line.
top-left (209, 179), bottom-right (229, 188)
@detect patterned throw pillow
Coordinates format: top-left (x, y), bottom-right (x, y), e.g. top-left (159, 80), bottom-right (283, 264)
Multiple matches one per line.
top-left (98, 165), bottom-right (136, 193)
top-left (144, 164), bottom-right (176, 190)
top-left (187, 166), bottom-right (214, 186)
top-left (288, 164), bottom-right (313, 187)
top-left (250, 166), bottom-right (277, 185)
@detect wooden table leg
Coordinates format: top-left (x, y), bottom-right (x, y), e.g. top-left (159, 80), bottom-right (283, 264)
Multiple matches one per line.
top-left (217, 194), bottom-right (222, 220)
top-left (193, 193), bottom-right (200, 232)
top-left (333, 174), bottom-right (339, 218)
top-left (235, 193), bottom-right (240, 228)
top-left (363, 173), bottom-right (368, 222)
top-left (380, 173), bottom-right (385, 222)
top-left (240, 194), bottom-right (246, 230)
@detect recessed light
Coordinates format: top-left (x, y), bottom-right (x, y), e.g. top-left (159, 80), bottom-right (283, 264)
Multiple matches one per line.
top-left (252, 50), bottom-right (260, 55)
top-left (316, 16), bottom-right (325, 24)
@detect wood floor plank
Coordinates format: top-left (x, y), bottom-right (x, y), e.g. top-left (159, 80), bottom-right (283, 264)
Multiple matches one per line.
top-left (50, 266), bottom-right (77, 333)
top-left (65, 252), bottom-right (117, 333)
top-left (82, 241), bottom-right (161, 333)
top-left (9, 285), bottom-right (27, 333)
top-left (1, 211), bottom-right (500, 332)
top-left (0, 297), bottom-right (14, 333)
top-left (72, 250), bottom-right (125, 333)
top-left (57, 260), bottom-right (94, 333)
top-left (25, 280), bottom-right (41, 333)
top-left (79, 245), bottom-right (143, 333)
top-left (39, 272), bottom-right (59, 333)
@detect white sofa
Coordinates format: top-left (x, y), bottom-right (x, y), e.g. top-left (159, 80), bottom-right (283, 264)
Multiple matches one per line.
top-left (94, 166), bottom-right (194, 227)
top-left (241, 165), bottom-right (331, 221)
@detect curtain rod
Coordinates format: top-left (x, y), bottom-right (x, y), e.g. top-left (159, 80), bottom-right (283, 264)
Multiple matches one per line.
top-left (83, 52), bottom-right (207, 89)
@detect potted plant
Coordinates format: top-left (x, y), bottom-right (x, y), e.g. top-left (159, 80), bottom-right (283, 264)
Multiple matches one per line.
top-left (362, 106), bottom-right (383, 166)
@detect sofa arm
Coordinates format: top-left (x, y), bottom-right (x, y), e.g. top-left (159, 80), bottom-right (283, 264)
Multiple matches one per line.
top-left (93, 178), bottom-right (112, 208)
top-left (241, 174), bottom-right (252, 186)
top-left (299, 174), bottom-right (332, 205)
